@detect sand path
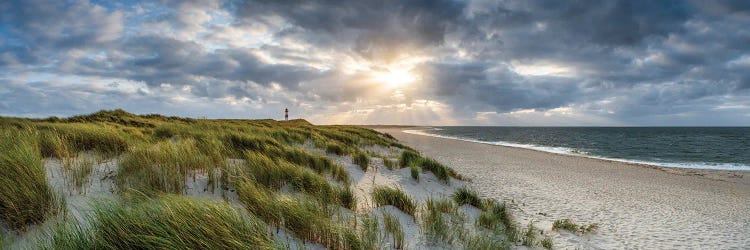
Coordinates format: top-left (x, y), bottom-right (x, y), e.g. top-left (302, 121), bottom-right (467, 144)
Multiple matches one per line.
top-left (378, 128), bottom-right (750, 249)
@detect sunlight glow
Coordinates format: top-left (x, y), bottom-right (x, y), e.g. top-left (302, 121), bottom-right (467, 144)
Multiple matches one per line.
top-left (372, 67), bottom-right (417, 87)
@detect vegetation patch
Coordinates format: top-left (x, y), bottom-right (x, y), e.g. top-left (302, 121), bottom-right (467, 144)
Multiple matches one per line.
top-left (399, 150), bottom-right (462, 183)
top-left (325, 143), bottom-right (346, 155)
top-left (236, 181), bottom-right (361, 249)
top-left (352, 152), bottom-right (370, 171)
top-left (452, 187), bottom-right (482, 208)
top-left (410, 165), bottom-right (420, 181)
top-left (117, 139), bottom-right (215, 194)
top-left (382, 211), bottom-right (404, 249)
top-left (0, 130), bottom-right (61, 231)
top-left (553, 218), bottom-right (599, 234)
top-left (43, 195), bottom-right (274, 249)
top-left (522, 222), bottom-right (537, 247)
top-left (541, 236), bottom-right (553, 249)
top-left (372, 186), bottom-right (416, 216)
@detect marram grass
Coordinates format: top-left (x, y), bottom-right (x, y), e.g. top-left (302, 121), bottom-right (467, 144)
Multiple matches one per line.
top-left (0, 130), bottom-right (62, 231)
top-left (236, 180), bottom-right (362, 249)
top-left (452, 187), bottom-right (482, 208)
top-left (0, 110), bottom-right (523, 249)
top-left (372, 186), bottom-right (416, 216)
top-left (382, 211), bottom-right (404, 249)
top-left (117, 139), bottom-right (214, 194)
top-left (41, 195), bottom-right (275, 249)
top-left (352, 151), bottom-right (370, 171)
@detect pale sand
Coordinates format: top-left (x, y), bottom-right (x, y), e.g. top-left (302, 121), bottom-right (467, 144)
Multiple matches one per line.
top-left (378, 128), bottom-right (750, 249)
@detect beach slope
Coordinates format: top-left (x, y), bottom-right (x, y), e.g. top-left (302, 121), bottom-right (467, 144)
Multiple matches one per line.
top-left (378, 128), bottom-right (750, 249)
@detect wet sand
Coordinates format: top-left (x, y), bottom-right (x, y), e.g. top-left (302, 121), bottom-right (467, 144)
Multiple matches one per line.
top-left (378, 128), bottom-right (750, 249)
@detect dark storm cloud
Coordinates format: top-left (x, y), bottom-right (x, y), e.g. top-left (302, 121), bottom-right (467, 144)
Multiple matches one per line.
top-left (232, 0), bottom-right (465, 61)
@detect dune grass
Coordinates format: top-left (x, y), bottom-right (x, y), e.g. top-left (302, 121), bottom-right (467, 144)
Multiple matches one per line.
top-left (382, 211), bottom-right (404, 249)
top-left (236, 181), bottom-right (361, 249)
top-left (522, 222), bottom-right (537, 247)
top-left (382, 157), bottom-right (397, 170)
top-left (552, 218), bottom-right (599, 234)
top-left (37, 123), bottom-right (130, 158)
top-left (42, 195), bottom-right (275, 249)
top-left (326, 143), bottom-right (347, 155)
top-left (410, 165), bottom-right (420, 181)
top-left (0, 130), bottom-right (61, 231)
top-left (63, 156), bottom-right (95, 193)
top-left (359, 214), bottom-right (383, 249)
top-left (541, 236), bottom-right (553, 249)
top-left (352, 152), bottom-right (370, 171)
top-left (117, 139), bottom-right (215, 194)
top-left (476, 200), bottom-right (517, 241)
top-left (372, 186), bottom-right (416, 216)
top-left (452, 187), bottom-right (482, 208)
top-left (1, 110), bottom-right (527, 249)
top-left (419, 197), bottom-right (462, 245)
top-left (399, 150), bottom-right (462, 183)
top-left (399, 150), bottom-right (421, 168)
top-left (242, 151), bottom-right (352, 208)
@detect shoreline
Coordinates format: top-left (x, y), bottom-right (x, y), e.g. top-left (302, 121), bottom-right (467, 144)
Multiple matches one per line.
top-left (377, 127), bottom-right (750, 249)
top-left (402, 126), bottom-right (750, 176)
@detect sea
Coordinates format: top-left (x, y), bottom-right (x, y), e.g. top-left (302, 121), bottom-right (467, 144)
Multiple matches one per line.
top-left (404, 127), bottom-right (750, 171)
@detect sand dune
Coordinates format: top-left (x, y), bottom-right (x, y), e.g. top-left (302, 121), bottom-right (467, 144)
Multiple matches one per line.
top-left (379, 128), bottom-right (750, 249)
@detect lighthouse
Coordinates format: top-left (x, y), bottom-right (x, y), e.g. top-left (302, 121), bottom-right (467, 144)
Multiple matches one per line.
top-left (284, 108), bottom-right (289, 121)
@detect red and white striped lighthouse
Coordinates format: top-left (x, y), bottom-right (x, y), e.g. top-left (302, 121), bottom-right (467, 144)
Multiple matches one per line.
top-left (284, 107), bottom-right (288, 121)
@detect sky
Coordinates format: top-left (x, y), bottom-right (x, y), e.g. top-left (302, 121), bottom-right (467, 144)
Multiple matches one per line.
top-left (1, 0), bottom-right (749, 126)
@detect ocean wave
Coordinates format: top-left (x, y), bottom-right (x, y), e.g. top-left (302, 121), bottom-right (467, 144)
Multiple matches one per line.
top-left (403, 129), bottom-right (750, 171)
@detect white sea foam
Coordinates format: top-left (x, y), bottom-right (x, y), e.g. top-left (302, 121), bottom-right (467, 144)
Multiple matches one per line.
top-left (403, 128), bottom-right (750, 171)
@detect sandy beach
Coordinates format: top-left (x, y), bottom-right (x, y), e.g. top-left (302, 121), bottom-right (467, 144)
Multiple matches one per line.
top-left (378, 128), bottom-right (750, 249)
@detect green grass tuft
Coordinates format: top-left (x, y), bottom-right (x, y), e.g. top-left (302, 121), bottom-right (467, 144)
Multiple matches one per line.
top-left (43, 195), bottom-right (274, 249)
top-left (117, 139), bottom-right (215, 194)
top-left (0, 130), bottom-right (61, 231)
top-left (352, 152), bottom-right (370, 171)
top-left (372, 186), bottom-right (416, 216)
top-left (398, 150), bottom-right (420, 168)
top-left (541, 236), bottom-right (553, 249)
top-left (476, 200), bottom-right (517, 244)
top-left (521, 222), bottom-right (537, 247)
top-left (382, 211), bottom-right (404, 249)
top-left (325, 143), bottom-right (347, 155)
top-left (236, 181), bottom-right (362, 249)
top-left (410, 165), bottom-right (419, 181)
top-left (452, 187), bottom-right (482, 208)
top-left (359, 214), bottom-right (382, 249)
top-left (552, 218), bottom-right (599, 234)
top-left (382, 157), bottom-right (396, 170)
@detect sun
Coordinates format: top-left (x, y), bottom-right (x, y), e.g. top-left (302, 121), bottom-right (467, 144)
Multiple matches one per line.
top-left (372, 67), bottom-right (417, 88)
